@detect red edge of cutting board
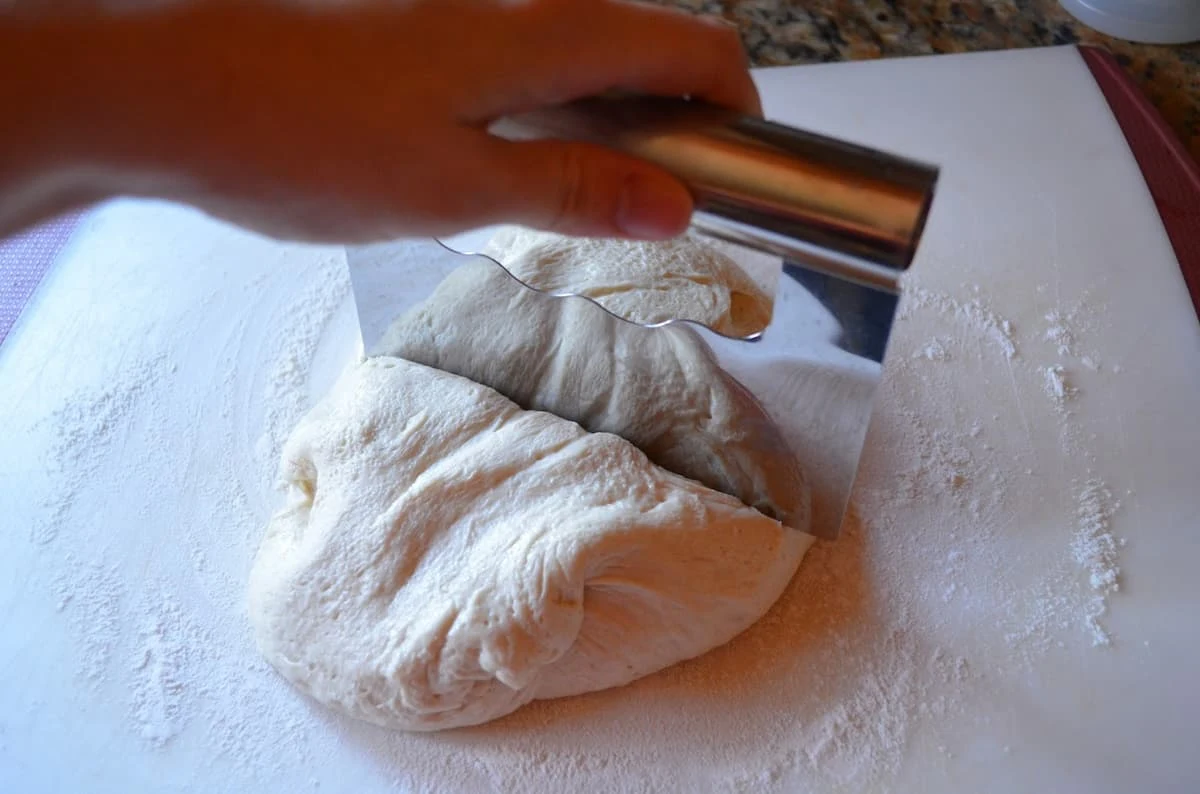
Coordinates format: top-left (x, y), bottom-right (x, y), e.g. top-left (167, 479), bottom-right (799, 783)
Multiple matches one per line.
top-left (1079, 45), bottom-right (1200, 320)
top-left (0, 45), bottom-right (1197, 350)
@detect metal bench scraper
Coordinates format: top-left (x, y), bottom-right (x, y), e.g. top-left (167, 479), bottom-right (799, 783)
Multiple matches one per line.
top-left (346, 96), bottom-right (939, 540)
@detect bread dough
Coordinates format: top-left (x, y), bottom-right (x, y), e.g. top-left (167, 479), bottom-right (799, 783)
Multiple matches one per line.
top-left (482, 227), bottom-right (773, 337)
top-left (248, 358), bottom-right (812, 731)
top-left (376, 259), bottom-right (809, 530)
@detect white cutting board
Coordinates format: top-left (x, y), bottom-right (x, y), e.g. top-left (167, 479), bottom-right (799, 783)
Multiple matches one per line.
top-left (2, 46), bottom-right (1199, 793)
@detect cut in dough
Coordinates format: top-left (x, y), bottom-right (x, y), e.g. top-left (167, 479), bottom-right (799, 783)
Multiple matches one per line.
top-left (483, 227), bottom-right (773, 337)
top-left (376, 259), bottom-right (809, 530)
top-left (248, 357), bottom-right (812, 731)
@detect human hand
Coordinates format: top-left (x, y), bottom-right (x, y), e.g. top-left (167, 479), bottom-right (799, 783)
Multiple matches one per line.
top-left (7, 0), bottom-right (760, 243)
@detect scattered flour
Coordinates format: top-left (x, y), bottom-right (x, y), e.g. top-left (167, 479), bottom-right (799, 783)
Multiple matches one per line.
top-left (1074, 480), bottom-right (1122, 594)
top-left (900, 284), bottom-right (1018, 359)
top-left (1072, 479), bottom-right (1123, 646)
top-left (1042, 365), bottom-right (1077, 407)
top-left (255, 256), bottom-right (351, 474)
top-left (19, 235), bottom-right (1131, 791)
top-left (22, 244), bottom-right (350, 781)
top-left (129, 591), bottom-right (199, 748)
top-left (1044, 309), bottom-right (1078, 356)
top-left (199, 659), bottom-right (316, 782)
top-left (32, 353), bottom-right (172, 545)
top-left (893, 275), bottom-right (1127, 662)
top-left (1042, 298), bottom-right (1108, 369)
top-left (50, 555), bottom-right (125, 689)
top-left (913, 337), bottom-right (951, 361)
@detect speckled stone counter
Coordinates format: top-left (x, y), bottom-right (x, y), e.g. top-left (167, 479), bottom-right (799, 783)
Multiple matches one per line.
top-left (660, 1), bottom-right (1200, 159)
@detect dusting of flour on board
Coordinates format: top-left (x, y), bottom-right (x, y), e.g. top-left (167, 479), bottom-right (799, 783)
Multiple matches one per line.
top-left (254, 256), bottom-right (352, 473)
top-left (128, 589), bottom-right (205, 748)
top-left (891, 274), bottom-right (1127, 656)
top-left (1072, 480), bottom-right (1124, 647)
top-left (16, 210), bottom-right (1134, 792)
top-left (23, 242), bottom-right (354, 775)
top-left (31, 353), bottom-right (173, 546)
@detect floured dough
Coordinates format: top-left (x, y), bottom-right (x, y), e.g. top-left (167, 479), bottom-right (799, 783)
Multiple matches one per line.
top-left (376, 259), bottom-right (809, 530)
top-left (483, 227), bottom-right (773, 337)
top-left (248, 358), bottom-right (812, 731)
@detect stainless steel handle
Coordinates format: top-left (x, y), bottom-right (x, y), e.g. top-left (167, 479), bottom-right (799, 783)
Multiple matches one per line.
top-left (494, 96), bottom-right (940, 294)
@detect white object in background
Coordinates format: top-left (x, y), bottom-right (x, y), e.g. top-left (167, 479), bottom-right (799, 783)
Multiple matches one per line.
top-left (1060, 0), bottom-right (1200, 43)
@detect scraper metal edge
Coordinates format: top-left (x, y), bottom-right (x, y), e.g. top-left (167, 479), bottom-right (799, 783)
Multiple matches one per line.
top-left (348, 96), bottom-right (939, 540)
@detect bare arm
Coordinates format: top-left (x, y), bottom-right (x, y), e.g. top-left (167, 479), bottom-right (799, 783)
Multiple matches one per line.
top-left (0, 0), bottom-right (760, 242)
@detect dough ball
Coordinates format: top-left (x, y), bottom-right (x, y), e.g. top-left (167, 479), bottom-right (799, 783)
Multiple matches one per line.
top-left (483, 227), bottom-right (773, 338)
top-left (376, 260), bottom-right (810, 531)
top-left (248, 358), bottom-right (811, 731)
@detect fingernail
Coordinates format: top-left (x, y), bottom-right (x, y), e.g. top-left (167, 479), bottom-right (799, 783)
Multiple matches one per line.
top-left (616, 174), bottom-right (692, 240)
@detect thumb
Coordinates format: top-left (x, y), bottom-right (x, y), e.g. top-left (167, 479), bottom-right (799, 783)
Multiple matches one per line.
top-left (478, 137), bottom-right (694, 240)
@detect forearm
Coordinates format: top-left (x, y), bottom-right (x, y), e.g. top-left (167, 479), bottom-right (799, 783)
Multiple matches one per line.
top-left (0, 1), bottom-right (755, 243)
top-left (3, 9), bottom-right (116, 233)
top-left (0, 4), bottom-right (222, 236)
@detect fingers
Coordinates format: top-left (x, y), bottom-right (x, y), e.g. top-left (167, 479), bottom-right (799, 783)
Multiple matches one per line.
top-left (593, 2), bottom-right (761, 114)
top-left (472, 135), bottom-right (694, 239)
top-left (463, 1), bottom-right (761, 122)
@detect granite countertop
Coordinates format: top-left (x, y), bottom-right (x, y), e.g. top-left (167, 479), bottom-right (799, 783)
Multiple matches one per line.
top-left (663, 0), bottom-right (1200, 160)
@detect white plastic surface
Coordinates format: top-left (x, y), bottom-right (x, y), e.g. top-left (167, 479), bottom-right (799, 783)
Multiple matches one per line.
top-left (2, 46), bottom-right (1200, 793)
top-left (1060, 0), bottom-right (1200, 43)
